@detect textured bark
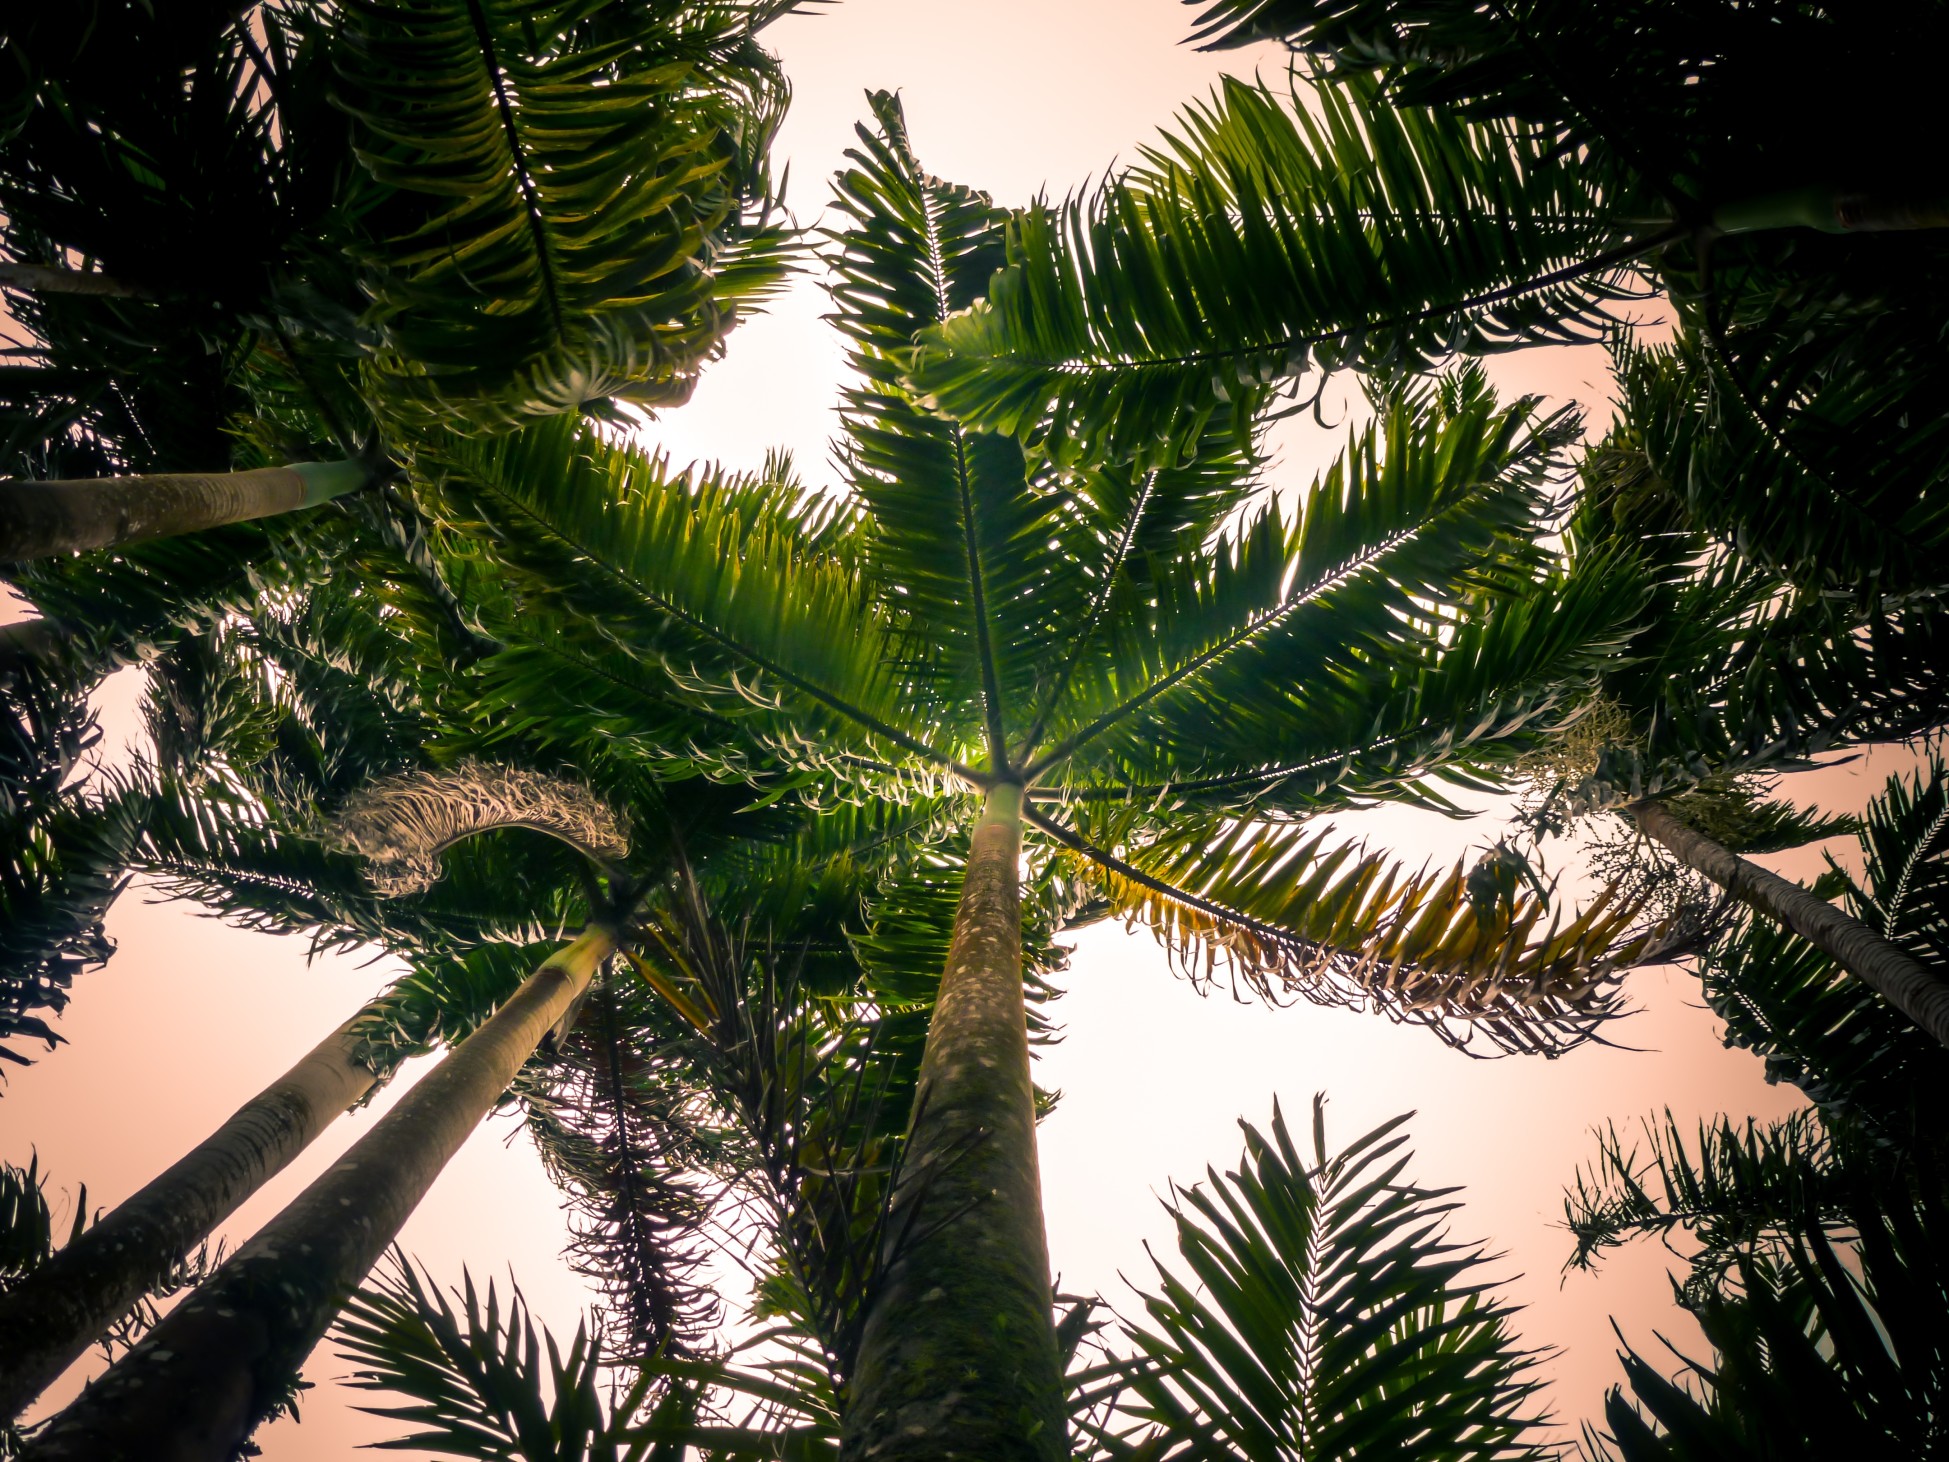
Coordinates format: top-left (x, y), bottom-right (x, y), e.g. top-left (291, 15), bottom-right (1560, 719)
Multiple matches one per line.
top-left (0, 460), bottom-right (365, 561)
top-left (842, 785), bottom-right (1065, 1462)
top-left (21, 926), bottom-right (616, 1462)
top-left (1634, 799), bottom-right (1949, 1048)
top-left (0, 1017), bottom-right (378, 1420)
top-left (0, 263), bottom-right (152, 298)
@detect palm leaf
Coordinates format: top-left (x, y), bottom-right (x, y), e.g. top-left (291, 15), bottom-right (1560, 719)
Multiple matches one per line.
top-left (828, 91), bottom-right (1084, 763)
top-left (1078, 1098), bottom-right (1552, 1461)
top-left (1562, 1110), bottom-right (1853, 1303)
top-left (335, 1253), bottom-right (658, 1461)
top-left (424, 415), bottom-right (960, 779)
top-left (1584, 1166), bottom-right (1949, 1459)
top-left (1042, 807), bottom-right (1663, 1056)
top-left (912, 72), bottom-right (1644, 467)
top-left (337, 0), bottom-right (798, 428)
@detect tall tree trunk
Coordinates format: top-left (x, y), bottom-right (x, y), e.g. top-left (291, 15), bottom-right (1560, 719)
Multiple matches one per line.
top-left (0, 460), bottom-right (367, 561)
top-left (1633, 798), bottom-right (1949, 1047)
top-left (842, 784), bottom-right (1066, 1462)
top-left (0, 264), bottom-right (152, 299)
top-left (20, 925), bottom-right (616, 1462)
top-left (1712, 185), bottom-right (1949, 234)
top-left (0, 1015), bottom-right (380, 1421)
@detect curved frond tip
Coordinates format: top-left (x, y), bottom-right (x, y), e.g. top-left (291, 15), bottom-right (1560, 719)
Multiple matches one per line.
top-left (327, 759), bottom-right (628, 896)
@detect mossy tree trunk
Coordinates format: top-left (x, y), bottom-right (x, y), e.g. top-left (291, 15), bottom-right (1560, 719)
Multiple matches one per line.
top-left (0, 1017), bottom-right (380, 1421)
top-left (842, 784), bottom-right (1066, 1462)
top-left (0, 460), bottom-right (367, 561)
top-left (20, 926), bottom-right (616, 1462)
top-left (1633, 798), bottom-right (1949, 1047)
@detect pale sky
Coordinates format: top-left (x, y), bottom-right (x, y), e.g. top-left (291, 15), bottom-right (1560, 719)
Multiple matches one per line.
top-left (0, 2), bottom-right (1897, 1454)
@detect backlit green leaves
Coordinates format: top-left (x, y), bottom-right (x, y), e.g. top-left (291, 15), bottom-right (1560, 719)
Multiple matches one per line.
top-left (1076, 1100), bottom-right (1553, 1461)
top-left (912, 73), bottom-right (1640, 468)
top-left (337, 0), bottom-right (799, 428)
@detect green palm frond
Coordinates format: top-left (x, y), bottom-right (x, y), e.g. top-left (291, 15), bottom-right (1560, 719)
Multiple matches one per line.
top-left (425, 415), bottom-right (956, 779)
top-left (1563, 1110), bottom-right (1851, 1303)
top-left (337, 0), bottom-right (799, 429)
top-left (336, 1253), bottom-right (663, 1461)
top-left (1585, 1168), bottom-right (1949, 1460)
top-left (911, 72), bottom-right (1643, 467)
top-left (1833, 751), bottom-right (1949, 973)
top-left (1077, 1099), bottom-right (1553, 1461)
top-left (1044, 419), bottom-right (1653, 828)
top-left (828, 91), bottom-right (1086, 762)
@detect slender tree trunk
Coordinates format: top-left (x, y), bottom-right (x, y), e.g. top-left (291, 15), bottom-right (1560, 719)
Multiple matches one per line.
top-left (0, 264), bottom-right (152, 299)
top-left (0, 460), bottom-right (366, 562)
top-left (1712, 185), bottom-right (1949, 235)
top-left (842, 784), bottom-right (1065, 1462)
top-left (0, 1016), bottom-right (380, 1421)
top-left (21, 926), bottom-right (616, 1462)
top-left (1633, 799), bottom-right (1949, 1047)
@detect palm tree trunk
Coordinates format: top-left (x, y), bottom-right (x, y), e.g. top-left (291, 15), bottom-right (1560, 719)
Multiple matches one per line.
top-left (0, 460), bottom-right (367, 561)
top-left (20, 925), bottom-right (616, 1462)
top-left (0, 264), bottom-right (152, 298)
top-left (1712, 185), bottom-right (1949, 235)
top-left (842, 784), bottom-right (1066, 1462)
top-left (1632, 798), bottom-right (1949, 1047)
top-left (0, 1015), bottom-right (380, 1421)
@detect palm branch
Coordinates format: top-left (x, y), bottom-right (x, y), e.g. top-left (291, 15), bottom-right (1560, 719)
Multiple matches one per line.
top-left (1075, 1098), bottom-right (1553, 1461)
top-left (910, 70), bottom-right (1650, 471)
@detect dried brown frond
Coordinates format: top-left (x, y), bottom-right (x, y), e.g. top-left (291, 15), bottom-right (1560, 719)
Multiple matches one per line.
top-left (326, 759), bottom-right (628, 896)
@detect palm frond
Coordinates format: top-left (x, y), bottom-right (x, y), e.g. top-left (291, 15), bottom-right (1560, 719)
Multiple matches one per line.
top-left (827, 91), bottom-right (1082, 763)
top-left (912, 72), bottom-right (1641, 467)
top-left (521, 977), bottom-right (722, 1360)
top-left (1027, 369), bottom-right (1586, 787)
top-left (1078, 1098), bottom-right (1553, 1461)
top-left (424, 415), bottom-right (960, 779)
top-left (335, 1252), bottom-right (657, 1461)
top-left (1563, 1110), bottom-right (1851, 1302)
top-left (1039, 805), bottom-right (1663, 1056)
top-left (1585, 1166), bottom-right (1949, 1459)
top-left (1834, 751), bottom-right (1949, 974)
top-left (338, 0), bottom-right (799, 428)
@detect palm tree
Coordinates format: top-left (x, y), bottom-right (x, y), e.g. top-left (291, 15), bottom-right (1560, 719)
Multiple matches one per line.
top-left (0, 0), bottom-right (798, 562)
top-left (3, 515), bottom-right (998, 1440)
top-left (1512, 373), bottom-right (1949, 1046)
top-left (0, 759), bottom-right (632, 1420)
top-left (412, 92), bottom-right (1666, 1459)
top-left (22, 919), bottom-right (622, 1462)
top-left (20, 753), bottom-right (974, 1456)
top-left (1557, 754), bottom-right (1949, 1455)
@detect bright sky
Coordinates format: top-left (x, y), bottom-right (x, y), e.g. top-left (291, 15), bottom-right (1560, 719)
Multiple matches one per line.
top-left (0, 2), bottom-right (1902, 1454)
